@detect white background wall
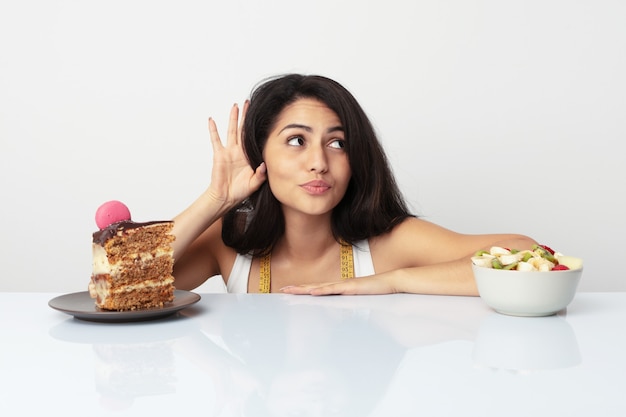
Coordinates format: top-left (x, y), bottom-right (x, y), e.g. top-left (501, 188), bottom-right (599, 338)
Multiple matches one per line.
top-left (1, 0), bottom-right (624, 293)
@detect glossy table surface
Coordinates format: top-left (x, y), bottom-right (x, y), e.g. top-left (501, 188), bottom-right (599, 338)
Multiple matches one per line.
top-left (1, 292), bottom-right (625, 416)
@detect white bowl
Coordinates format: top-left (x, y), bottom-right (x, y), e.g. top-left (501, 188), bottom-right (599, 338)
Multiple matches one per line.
top-left (472, 263), bottom-right (583, 317)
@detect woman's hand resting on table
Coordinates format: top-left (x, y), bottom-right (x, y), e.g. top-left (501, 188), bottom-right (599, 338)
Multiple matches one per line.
top-left (280, 275), bottom-right (399, 296)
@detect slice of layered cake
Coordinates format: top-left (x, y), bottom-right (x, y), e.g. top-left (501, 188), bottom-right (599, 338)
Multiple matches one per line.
top-left (89, 201), bottom-right (176, 311)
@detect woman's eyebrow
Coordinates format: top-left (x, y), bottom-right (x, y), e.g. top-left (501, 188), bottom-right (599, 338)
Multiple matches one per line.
top-left (327, 126), bottom-right (344, 133)
top-left (279, 123), bottom-right (312, 133)
top-left (279, 124), bottom-right (344, 134)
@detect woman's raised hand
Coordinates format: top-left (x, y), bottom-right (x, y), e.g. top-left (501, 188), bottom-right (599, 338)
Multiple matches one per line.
top-left (170, 102), bottom-right (266, 281)
top-left (207, 101), bottom-right (267, 209)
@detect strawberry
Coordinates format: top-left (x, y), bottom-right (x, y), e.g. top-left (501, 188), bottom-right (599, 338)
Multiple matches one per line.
top-left (540, 244), bottom-right (555, 255)
top-left (552, 264), bottom-right (569, 271)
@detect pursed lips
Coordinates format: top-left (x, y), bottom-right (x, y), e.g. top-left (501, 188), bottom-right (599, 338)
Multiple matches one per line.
top-left (300, 180), bottom-right (331, 194)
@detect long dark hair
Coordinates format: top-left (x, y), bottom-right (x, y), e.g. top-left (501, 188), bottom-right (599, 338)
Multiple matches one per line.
top-left (222, 74), bottom-right (414, 256)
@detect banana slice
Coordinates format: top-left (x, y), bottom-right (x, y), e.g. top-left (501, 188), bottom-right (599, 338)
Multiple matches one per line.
top-left (489, 246), bottom-right (511, 256)
top-left (471, 257), bottom-right (494, 268)
top-left (555, 255), bottom-right (583, 270)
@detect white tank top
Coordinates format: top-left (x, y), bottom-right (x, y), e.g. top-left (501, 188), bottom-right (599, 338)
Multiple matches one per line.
top-left (226, 240), bottom-right (374, 293)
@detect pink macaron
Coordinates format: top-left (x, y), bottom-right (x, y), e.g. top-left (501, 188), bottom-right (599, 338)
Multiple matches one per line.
top-left (95, 200), bottom-right (132, 229)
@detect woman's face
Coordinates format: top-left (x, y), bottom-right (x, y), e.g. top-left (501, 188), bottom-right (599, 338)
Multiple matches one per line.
top-left (262, 98), bottom-right (351, 218)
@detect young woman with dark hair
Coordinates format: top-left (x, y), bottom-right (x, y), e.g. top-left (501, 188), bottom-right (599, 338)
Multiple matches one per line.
top-left (171, 74), bottom-right (536, 295)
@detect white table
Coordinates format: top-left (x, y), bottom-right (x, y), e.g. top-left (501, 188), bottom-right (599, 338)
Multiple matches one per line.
top-left (1, 292), bottom-right (625, 416)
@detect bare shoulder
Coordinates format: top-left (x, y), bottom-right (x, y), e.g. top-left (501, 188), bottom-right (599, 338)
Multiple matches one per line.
top-left (368, 218), bottom-right (455, 271)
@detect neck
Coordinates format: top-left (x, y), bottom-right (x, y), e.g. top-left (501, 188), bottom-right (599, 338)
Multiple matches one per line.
top-left (275, 212), bottom-right (336, 261)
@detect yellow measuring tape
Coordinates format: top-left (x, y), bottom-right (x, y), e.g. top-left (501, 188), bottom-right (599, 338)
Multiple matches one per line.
top-left (259, 252), bottom-right (272, 293)
top-left (259, 241), bottom-right (354, 293)
top-left (340, 241), bottom-right (354, 280)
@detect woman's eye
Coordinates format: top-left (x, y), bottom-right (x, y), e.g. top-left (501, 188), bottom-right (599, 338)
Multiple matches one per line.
top-left (328, 139), bottom-right (346, 149)
top-left (287, 136), bottom-right (305, 146)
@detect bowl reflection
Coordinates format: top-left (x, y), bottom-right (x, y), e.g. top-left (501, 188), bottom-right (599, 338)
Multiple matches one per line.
top-left (472, 313), bottom-right (581, 373)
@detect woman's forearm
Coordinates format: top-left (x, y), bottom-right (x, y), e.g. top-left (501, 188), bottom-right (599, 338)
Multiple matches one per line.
top-left (389, 260), bottom-right (479, 296)
top-left (171, 188), bottom-right (232, 260)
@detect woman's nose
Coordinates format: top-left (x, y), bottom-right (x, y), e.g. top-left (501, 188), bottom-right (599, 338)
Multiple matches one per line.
top-left (307, 145), bottom-right (329, 173)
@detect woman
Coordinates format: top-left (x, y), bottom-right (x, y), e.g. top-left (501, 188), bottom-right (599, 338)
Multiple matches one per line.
top-left (172, 74), bottom-right (536, 295)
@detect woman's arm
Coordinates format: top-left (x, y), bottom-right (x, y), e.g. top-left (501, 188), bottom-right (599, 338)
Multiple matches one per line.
top-left (171, 102), bottom-right (267, 290)
top-left (281, 218), bottom-right (537, 296)
top-left (280, 259), bottom-right (485, 296)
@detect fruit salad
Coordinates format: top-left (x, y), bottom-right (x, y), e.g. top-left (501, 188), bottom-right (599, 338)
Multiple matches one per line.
top-left (471, 244), bottom-right (580, 271)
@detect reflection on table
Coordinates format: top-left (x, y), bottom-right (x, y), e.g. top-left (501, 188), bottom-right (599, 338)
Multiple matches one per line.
top-left (1, 292), bottom-right (625, 416)
top-left (473, 313), bottom-right (581, 373)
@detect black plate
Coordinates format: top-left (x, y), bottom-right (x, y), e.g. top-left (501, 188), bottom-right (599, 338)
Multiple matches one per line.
top-left (48, 290), bottom-right (201, 322)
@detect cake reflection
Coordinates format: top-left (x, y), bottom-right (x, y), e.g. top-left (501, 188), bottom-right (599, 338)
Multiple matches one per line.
top-left (49, 315), bottom-right (198, 410)
top-left (93, 341), bottom-right (176, 410)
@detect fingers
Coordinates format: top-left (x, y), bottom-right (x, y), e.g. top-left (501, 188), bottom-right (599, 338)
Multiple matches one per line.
top-left (279, 285), bottom-right (315, 295)
top-left (280, 281), bottom-right (352, 296)
top-left (234, 100), bottom-right (250, 146)
top-left (227, 100), bottom-right (249, 145)
top-left (309, 282), bottom-right (360, 296)
top-left (208, 117), bottom-right (223, 151)
top-left (210, 101), bottom-right (249, 148)
top-left (226, 103), bottom-right (239, 146)
top-left (280, 277), bottom-right (394, 296)
top-left (250, 162), bottom-right (267, 190)
top-left (239, 100), bottom-right (249, 141)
